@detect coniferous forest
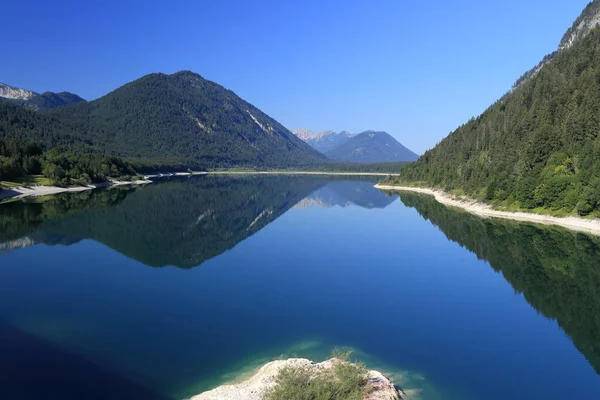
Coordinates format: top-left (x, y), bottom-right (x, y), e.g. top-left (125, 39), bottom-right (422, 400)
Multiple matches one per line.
top-left (390, 7), bottom-right (600, 216)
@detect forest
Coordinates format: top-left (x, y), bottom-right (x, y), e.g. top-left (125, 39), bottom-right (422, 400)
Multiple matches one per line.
top-left (391, 26), bottom-right (600, 216)
top-left (0, 139), bottom-right (137, 187)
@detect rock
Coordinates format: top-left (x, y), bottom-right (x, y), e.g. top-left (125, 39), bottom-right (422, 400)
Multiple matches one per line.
top-left (190, 358), bottom-right (403, 400)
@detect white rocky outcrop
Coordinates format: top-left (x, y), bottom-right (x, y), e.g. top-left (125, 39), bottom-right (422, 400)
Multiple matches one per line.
top-left (559, 2), bottom-right (600, 51)
top-left (190, 358), bottom-right (405, 400)
top-left (292, 128), bottom-right (337, 141)
top-left (0, 83), bottom-right (37, 100)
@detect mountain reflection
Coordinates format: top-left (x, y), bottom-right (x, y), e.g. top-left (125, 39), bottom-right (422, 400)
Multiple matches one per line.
top-left (0, 176), bottom-right (390, 268)
top-left (295, 180), bottom-right (395, 209)
top-left (398, 192), bottom-right (600, 375)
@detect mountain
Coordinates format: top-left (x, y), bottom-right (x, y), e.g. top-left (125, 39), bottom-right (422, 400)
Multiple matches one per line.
top-left (0, 82), bottom-right (37, 102)
top-left (559, 0), bottom-right (600, 51)
top-left (0, 83), bottom-right (85, 111)
top-left (325, 130), bottom-right (418, 163)
top-left (394, 0), bottom-right (600, 215)
top-left (23, 91), bottom-right (86, 111)
top-left (0, 101), bottom-right (90, 150)
top-left (292, 129), bottom-right (354, 153)
top-left (45, 71), bottom-right (326, 169)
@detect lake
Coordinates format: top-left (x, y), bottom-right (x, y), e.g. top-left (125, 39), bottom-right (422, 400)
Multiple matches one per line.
top-left (0, 175), bottom-right (599, 399)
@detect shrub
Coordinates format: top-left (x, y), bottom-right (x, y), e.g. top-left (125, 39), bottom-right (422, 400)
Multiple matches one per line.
top-left (263, 350), bottom-right (369, 400)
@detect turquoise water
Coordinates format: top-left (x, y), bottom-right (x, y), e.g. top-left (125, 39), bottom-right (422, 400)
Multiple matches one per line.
top-left (0, 175), bottom-right (599, 399)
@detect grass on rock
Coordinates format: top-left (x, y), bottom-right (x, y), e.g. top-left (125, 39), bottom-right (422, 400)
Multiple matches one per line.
top-left (263, 349), bottom-right (369, 400)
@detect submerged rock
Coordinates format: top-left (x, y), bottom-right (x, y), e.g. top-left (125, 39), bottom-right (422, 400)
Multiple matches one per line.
top-left (190, 358), bottom-right (404, 400)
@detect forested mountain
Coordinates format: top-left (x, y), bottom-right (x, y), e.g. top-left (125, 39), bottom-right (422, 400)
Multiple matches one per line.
top-left (0, 83), bottom-right (85, 111)
top-left (23, 91), bottom-right (86, 111)
top-left (0, 102), bottom-right (135, 186)
top-left (292, 129), bottom-right (354, 153)
top-left (45, 71), bottom-right (326, 169)
top-left (326, 130), bottom-right (418, 163)
top-left (0, 102), bottom-right (86, 148)
top-left (293, 128), bottom-right (418, 163)
top-left (393, 0), bottom-right (600, 215)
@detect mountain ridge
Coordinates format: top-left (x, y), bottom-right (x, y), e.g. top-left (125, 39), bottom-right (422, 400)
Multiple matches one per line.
top-left (326, 130), bottom-right (418, 163)
top-left (292, 129), bottom-right (354, 154)
top-left (0, 82), bottom-right (37, 101)
top-left (23, 91), bottom-right (86, 111)
top-left (0, 82), bottom-right (86, 111)
top-left (392, 0), bottom-right (600, 215)
top-left (513, 0), bottom-right (600, 90)
top-left (293, 128), bottom-right (418, 162)
top-left (40, 70), bottom-right (327, 169)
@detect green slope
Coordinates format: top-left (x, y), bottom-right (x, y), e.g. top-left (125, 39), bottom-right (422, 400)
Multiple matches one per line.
top-left (391, 1), bottom-right (600, 215)
top-left (23, 91), bottom-right (86, 111)
top-left (46, 71), bottom-right (326, 169)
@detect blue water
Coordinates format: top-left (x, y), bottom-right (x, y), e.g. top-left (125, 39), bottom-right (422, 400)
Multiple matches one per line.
top-left (0, 176), bottom-right (598, 399)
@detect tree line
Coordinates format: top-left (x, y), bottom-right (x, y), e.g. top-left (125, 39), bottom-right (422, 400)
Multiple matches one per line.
top-left (0, 139), bottom-right (137, 187)
top-left (392, 26), bottom-right (600, 216)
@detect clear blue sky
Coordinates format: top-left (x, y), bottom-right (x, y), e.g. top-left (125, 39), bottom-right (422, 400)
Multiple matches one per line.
top-left (2, 0), bottom-right (590, 154)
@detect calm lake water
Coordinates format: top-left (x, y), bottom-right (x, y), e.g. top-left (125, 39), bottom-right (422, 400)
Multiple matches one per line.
top-left (0, 175), bottom-right (599, 399)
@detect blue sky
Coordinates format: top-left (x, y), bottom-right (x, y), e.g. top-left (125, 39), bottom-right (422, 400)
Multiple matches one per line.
top-left (2, 0), bottom-right (590, 153)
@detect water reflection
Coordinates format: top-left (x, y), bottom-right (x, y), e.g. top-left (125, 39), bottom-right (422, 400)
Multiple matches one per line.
top-left (295, 180), bottom-right (395, 209)
top-left (0, 176), bottom-right (392, 268)
top-left (398, 192), bottom-right (600, 374)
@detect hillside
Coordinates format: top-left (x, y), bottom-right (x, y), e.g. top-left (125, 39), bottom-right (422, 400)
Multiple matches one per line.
top-left (0, 102), bottom-right (90, 150)
top-left (0, 83), bottom-right (85, 111)
top-left (292, 128), bottom-right (353, 153)
top-left (326, 130), bottom-right (418, 163)
top-left (0, 102), bottom-right (136, 185)
top-left (23, 91), bottom-right (86, 111)
top-left (392, 0), bottom-right (600, 215)
top-left (46, 71), bottom-right (326, 169)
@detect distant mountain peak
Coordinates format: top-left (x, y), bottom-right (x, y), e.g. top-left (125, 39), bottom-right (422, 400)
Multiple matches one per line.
top-left (292, 129), bottom-right (356, 154)
top-left (0, 82), bottom-right (86, 111)
top-left (292, 128), bottom-right (336, 140)
top-left (0, 82), bottom-right (37, 101)
top-left (293, 128), bottom-right (417, 162)
top-left (23, 91), bottom-right (86, 111)
top-left (326, 130), bottom-right (418, 163)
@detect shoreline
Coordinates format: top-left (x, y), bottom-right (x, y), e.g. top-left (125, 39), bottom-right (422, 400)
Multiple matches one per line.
top-left (195, 171), bottom-right (400, 177)
top-left (145, 171), bottom-right (399, 179)
top-left (0, 171), bottom-right (395, 203)
top-left (0, 179), bottom-right (152, 202)
top-left (375, 184), bottom-right (600, 236)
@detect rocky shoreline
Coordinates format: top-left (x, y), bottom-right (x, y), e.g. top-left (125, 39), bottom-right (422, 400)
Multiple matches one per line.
top-left (190, 358), bottom-right (412, 400)
top-left (376, 184), bottom-right (600, 236)
top-left (0, 179), bottom-right (151, 202)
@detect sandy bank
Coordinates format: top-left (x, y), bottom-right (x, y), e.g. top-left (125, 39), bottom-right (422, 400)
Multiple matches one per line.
top-left (0, 179), bottom-right (151, 202)
top-left (190, 358), bottom-right (409, 400)
top-left (375, 184), bottom-right (600, 236)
